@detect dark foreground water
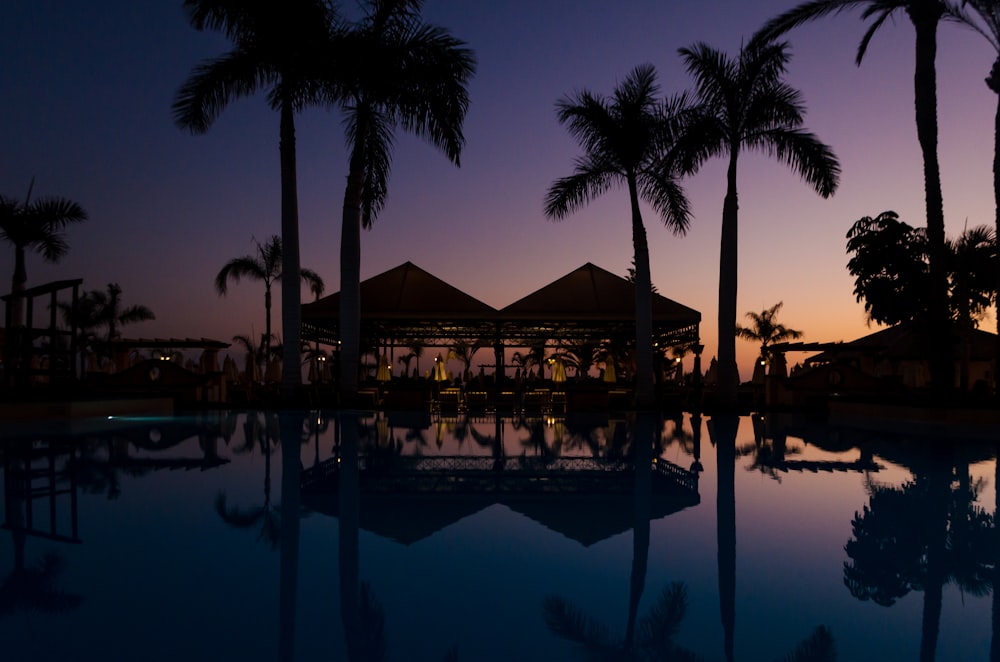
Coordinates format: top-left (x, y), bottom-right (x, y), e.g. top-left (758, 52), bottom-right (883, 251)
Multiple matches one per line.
top-left (0, 410), bottom-right (996, 661)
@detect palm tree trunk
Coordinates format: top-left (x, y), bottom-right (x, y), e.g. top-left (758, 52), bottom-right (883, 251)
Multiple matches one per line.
top-left (339, 120), bottom-right (367, 401)
top-left (279, 98), bottom-right (303, 398)
top-left (717, 152), bottom-right (740, 410)
top-left (991, 79), bottom-right (1000, 397)
top-left (264, 285), bottom-right (272, 364)
top-left (911, 7), bottom-right (952, 393)
top-left (10, 244), bottom-right (27, 327)
top-left (628, 177), bottom-right (656, 411)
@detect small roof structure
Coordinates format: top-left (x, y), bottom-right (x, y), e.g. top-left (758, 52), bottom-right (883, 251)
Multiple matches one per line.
top-left (302, 261), bottom-right (496, 345)
top-left (794, 323), bottom-right (998, 366)
top-left (497, 263), bottom-right (701, 344)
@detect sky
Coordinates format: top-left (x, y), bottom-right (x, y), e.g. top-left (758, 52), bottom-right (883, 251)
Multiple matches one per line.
top-left (2, 0), bottom-right (998, 379)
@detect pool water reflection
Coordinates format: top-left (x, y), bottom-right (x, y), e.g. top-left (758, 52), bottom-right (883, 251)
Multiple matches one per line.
top-left (0, 411), bottom-right (995, 661)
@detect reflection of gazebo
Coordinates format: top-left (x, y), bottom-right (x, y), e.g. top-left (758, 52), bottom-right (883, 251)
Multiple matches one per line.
top-left (301, 262), bottom-right (701, 380)
top-left (301, 455), bottom-right (700, 546)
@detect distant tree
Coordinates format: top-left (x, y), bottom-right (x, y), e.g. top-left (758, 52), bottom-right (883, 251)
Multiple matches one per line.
top-left (626, 257), bottom-right (658, 293)
top-left (676, 37), bottom-right (839, 409)
top-left (735, 302), bottom-right (804, 361)
top-left (0, 180), bottom-right (87, 326)
top-left (449, 338), bottom-right (483, 382)
top-left (84, 283), bottom-right (155, 344)
top-left (846, 211), bottom-right (997, 327)
top-left (215, 235), bottom-right (324, 365)
top-left (174, 0), bottom-right (336, 396)
top-left (545, 64), bottom-right (692, 409)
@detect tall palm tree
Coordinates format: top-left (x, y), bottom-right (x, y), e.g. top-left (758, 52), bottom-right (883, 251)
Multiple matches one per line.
top-left (756, 0), bottom-right (952, 392)
top-left (545, 64), bottom-right (692, 410)
top-left (174, 0), bottom-right (336, 397)
top-left (676, 39), bottom-right (839, 409)
top-left (215, 235), bottom-right (324, 364)
top-left (0, 180), bottom-right (87, 327)
top-left (947, 0), bottom-right (1000, 393)
top-left (329, 0), bottom-right (475, 400)
top-left (735, 301), bottom-right (804, 361)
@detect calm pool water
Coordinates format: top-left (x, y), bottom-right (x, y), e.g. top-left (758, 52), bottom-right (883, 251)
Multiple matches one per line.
top-left (0, 410), bottom-right (995, 661)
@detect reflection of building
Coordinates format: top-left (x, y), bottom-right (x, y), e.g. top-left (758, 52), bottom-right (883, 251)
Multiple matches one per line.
top-left (301, 455), bottom-right (699, 547)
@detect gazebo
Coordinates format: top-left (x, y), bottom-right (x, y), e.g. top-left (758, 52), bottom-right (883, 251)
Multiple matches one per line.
top-left (301, 261), bottom-right (701, 381)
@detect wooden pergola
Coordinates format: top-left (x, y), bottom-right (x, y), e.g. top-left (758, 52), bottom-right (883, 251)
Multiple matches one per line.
top-left (301, 261), bottom-right (701, 377)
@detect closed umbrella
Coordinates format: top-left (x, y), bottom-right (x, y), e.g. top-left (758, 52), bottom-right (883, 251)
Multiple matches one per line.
top-left (377, 353), bottom-right (392, 382)
top-left (308, 357), bottom-right (319, 383)
top-left (433, 353), bottom-right (448, 382)
top-left (603, 356), bottom-right (617, 383)
top-left (551, 357), bottom-right (567, 383)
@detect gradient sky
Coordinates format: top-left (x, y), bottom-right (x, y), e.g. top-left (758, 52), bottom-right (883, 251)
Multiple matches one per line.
top-left (2, 0), bottom-right (997, 378)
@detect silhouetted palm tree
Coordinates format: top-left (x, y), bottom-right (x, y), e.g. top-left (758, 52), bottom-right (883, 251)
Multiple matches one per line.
top-left (84, 282), bottom-right (155, 344)
top-left (174, 0), bottom-right (335, 396)
top-left (947, 0), bottom-right (1000, 392)
top-left (216, 235), bottom-right (324, 363)
top-left (0, 179), bottom-right (87, 327)
top-left (546, 64), bottom-right (692, 410)
top-left (756, 0), bottom-right (951, 391)
top-left (676, 38), bottom-right (839, 409)
top-left (330, 0), bottom-right (475, 399)
top-left (735, 301), bottom-right (804, 362)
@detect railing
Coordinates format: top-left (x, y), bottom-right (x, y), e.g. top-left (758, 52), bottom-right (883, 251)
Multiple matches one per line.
top-left (302, 453), bottom-right (699, 495)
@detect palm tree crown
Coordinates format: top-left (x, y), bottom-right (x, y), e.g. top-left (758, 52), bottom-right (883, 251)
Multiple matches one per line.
top-left (677, 38), bottom-right (839, 408)
top-left (735, 302), bottom-right (804, 360)
top-left (331, 0), bottom-right (475, 399)
top-left (1, 180), bottom-right (87, 326)
top-left (545, 64), bottom-right (692, 410)
top-left (174, 0), bottom-right (336, 397)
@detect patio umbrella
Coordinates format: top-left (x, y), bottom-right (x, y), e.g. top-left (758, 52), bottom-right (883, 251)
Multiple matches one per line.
top-left (265, 356), bottom-right (281, 382)
top-left (244, 353), bottom-right (260, 383)
top-left (319, 356), bottom-right (332, 383)
top-left (551, 357), bottom-right (567, 383)
top-left (751, 357), bottom-right (767, 385)
top-left (604, 356), bottom-right (617, 383)
top-left (377, 354), bottom-right (392, 382)
top-left (433, 353), bottom-right (448, 382)
top-left (308, 357), bottom-right (318, 383)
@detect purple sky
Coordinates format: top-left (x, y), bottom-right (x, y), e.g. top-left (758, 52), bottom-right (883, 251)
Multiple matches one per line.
top-left (2, 1), bottom-right (997, 378)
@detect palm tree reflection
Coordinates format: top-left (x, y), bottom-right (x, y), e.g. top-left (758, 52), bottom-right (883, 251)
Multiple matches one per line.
top-left (844, 445), bottom-right (994, 661)
top-left (215, 412), bottom-right (282, 548)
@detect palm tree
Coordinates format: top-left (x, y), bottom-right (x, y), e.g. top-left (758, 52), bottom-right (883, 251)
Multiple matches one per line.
top-left (545, 64), bottom-right (692, 410)
top-left (329, 0), bottom-right (475, 400)
top-left (84, 283), bottom-right (155, 344)
top-left (676, 39), bottom-right (839, 409)
top-left (449, 338), bottom-right (482, 382)
top-left (756, 0), bottom-right (952, 392)
top-left (215, 235), bottom-right (324, 364)
top-left (0, 179), bottom-right (87, 327)
top-left (947, 0), bottom-right (1000, 392)
top-left (174, 0), bottom-right (336, 397)
top-left (735, 302), bottom-right (804, 363)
